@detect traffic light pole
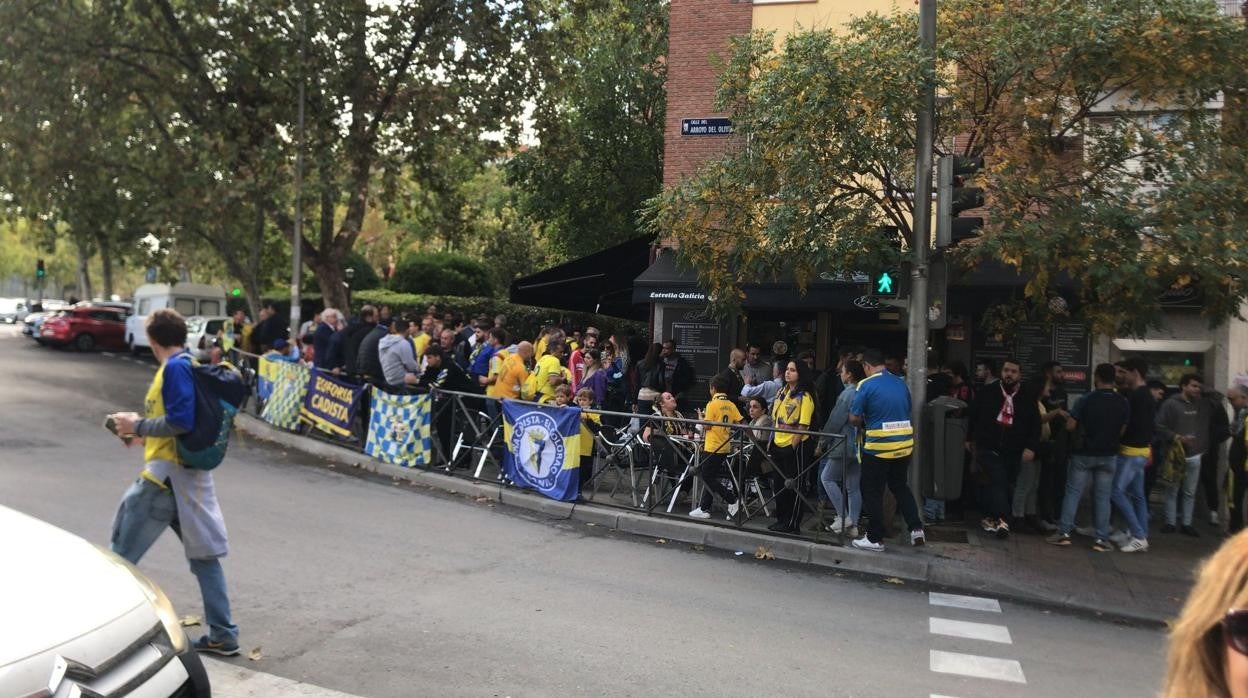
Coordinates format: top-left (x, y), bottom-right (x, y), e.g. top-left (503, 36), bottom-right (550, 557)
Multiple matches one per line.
top-left (906, 0), bottom-right (937, 510)
top-left (289, 0), bottom-right (307, 341)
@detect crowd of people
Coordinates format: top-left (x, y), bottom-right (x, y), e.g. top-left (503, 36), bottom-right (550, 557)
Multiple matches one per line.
top-left (216, 303), bottom-right (1248, 554)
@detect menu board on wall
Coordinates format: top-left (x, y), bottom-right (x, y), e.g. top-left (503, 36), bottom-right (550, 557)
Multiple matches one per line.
top-left (973, 321), bottom-right (1092, 392)
top-left (662, 317), bottom-right (723, 400)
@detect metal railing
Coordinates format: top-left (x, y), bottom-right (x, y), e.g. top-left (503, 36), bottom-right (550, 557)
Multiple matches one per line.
top-left (229, 349), bottom-right (860, 545)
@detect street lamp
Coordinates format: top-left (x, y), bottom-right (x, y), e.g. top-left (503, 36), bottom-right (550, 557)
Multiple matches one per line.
top-left (344, 267), bottom-right (355, 310)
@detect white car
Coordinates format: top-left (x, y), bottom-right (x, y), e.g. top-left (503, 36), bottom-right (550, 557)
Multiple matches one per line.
top-left (0, 297), bottom-right (29, 324)
top-left (0, 505), bottom-right (211, 697)
top-left (186, 316), bottom-right (232, 355)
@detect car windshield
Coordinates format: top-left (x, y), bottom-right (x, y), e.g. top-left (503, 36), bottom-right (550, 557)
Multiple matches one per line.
top-left (186, 318), bottom-right (206, 333)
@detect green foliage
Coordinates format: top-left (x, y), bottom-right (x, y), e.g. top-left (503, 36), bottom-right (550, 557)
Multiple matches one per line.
top-left (352, 289), bottom-right (646, 346)
top-left (646, 0), bottom-right (1248, 336)
top-left (390, 252), bottom-right (498, 298)
top-left (304, 252), bottom-right (380, 294)
top-left (508, 0), bottom-right (667, 258)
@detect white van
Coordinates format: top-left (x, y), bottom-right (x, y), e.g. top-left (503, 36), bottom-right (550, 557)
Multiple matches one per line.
top-left (125, 282), bottom-right (227, 353)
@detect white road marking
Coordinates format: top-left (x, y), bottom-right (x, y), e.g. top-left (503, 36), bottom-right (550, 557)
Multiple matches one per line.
top-left (930, 650), bottom-right (1026, 684)
top-left (203, 658), bottom-right (368, 698)
top-left (929, 617), bottom-right (1013, 644)
top-left (928, 591), bottom-right (1002, 613)
top-left (931, 695), bottom-right (962, 698)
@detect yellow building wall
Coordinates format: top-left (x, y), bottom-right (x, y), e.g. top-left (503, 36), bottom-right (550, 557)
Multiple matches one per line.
top-left (752, 0), bottom-right (903, 38)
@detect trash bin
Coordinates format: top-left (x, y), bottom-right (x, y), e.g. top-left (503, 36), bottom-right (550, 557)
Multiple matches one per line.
top-left (921, 396), bottom-right (968, 500)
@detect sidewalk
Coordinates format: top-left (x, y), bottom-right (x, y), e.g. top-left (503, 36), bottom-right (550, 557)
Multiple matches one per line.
top-left (236, 413), bottom-right (1219, 626)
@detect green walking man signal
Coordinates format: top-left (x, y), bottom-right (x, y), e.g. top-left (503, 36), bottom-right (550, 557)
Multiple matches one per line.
top-left (36, 259), bottom-right (45, 279)
top-left (876, 271), bottom-right (895, 295)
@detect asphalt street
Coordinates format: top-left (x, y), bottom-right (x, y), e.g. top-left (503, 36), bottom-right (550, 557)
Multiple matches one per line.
top-left (0, 325), bottom-right (1168, 697)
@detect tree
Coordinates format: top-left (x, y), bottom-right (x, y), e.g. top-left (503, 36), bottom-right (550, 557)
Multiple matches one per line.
top-left (645, 0), bottom-right (1248, 336)
top-left (508, 0), bottom-right (667, 258)
top-left (0, 0), bottom-right (544, 313)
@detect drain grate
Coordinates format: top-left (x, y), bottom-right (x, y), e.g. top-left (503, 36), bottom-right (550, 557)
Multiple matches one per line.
top-left (924, 526), bottom-right (970, 544)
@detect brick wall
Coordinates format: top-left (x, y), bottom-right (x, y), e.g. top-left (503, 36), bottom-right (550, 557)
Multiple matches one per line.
top-left (663, 0), bottom-right (753, 188)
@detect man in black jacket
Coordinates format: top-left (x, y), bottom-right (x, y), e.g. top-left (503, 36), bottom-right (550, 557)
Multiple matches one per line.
top-left (659, 340), bottom-right (696, 410)
top-left (341, 305), bottom-right (377, 376)
top-left (354, 318), bottom-right (390, 383)
top-left (715, 349), bottom-right (747, 409)
top-left (969, 357), bottom-right (1041, 539)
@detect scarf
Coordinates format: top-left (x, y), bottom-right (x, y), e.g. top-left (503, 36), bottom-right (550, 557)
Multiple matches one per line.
top-left (996, 383), bottom-right (1017, 427)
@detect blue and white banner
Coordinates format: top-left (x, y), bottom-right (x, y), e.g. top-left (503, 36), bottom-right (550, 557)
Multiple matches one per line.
top-left (365, 391), bottom-right (433, 467)
top-left (501, 401), bottom-right (582, 501)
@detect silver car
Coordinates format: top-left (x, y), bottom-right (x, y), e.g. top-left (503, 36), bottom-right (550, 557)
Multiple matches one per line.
top-left (0, 505), bottom-right (211, 697)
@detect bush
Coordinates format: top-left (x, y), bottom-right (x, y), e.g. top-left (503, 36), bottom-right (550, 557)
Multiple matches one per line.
top-left (390, 251), bottom-right (497, 298)
top-left (351, 289), bottom-right (647, 346)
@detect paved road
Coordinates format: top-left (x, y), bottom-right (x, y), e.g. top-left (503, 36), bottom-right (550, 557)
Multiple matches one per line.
top-left (0, 326), bottom-right (1167, 697)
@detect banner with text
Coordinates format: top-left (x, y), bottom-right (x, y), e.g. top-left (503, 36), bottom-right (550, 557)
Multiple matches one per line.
top-left (299, 369), bottom-right (368, 437)
top-left (501, 401), bottom-right (582, 501)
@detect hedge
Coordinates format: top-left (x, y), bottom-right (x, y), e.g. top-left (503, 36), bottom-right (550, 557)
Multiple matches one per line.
top-left (351, 288), bottom-right (647, 345)
top-left (389, 251), bottom-right (496, 298)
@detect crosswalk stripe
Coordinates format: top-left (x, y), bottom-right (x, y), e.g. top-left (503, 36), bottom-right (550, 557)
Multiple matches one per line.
top-left (928, 591), bottom-right (1002, 613)
top-left (929, 617), bottom-right (1013, 644)
top-left (930, 649), bottom-right (1026, 684)
top-left (203, 658), bottom-right (367, 698)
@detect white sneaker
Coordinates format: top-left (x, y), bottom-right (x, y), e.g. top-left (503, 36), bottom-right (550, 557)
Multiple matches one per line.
top-left (688, 508), bottom-right (711, 520)
top-left (727, 502), bottom-right (741, 520)
top-left (1109, 530), bottom-right (1131, 547)
top-left (825, 515), bottom-right (845, 532)
top-left (1119, 537), bottom-right (1149, 553)
top-left (910, 529), bottom-right (926, 546)
top-left (851, 535), bottom-right (885, 552)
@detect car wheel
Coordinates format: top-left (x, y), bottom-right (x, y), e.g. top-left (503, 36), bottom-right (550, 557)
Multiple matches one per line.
top-left (75, 333), bottom-right (95, 352)
top-left (177, 644), bottom-right (212, 698)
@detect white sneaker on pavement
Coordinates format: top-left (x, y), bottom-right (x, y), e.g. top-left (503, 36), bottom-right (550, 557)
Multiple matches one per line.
top-left (826, 515), bottom-right (845, 532)
top-left (688, 508), bottom-right (711, 520)
top-left (910, 529), bottom-right (926, 546)
top-left (851, 535), bottom-right (885, 552)
top-left (727, 501), bottom-right (740, 520)
top-left (1119, 537), bottom-right (1149, 553)
top-left (1109, 530), bottom-right (1131, 547)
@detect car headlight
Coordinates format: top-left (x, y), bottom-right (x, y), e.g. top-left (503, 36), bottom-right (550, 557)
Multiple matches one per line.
top-left (97, 547), bottom-right (189, 653)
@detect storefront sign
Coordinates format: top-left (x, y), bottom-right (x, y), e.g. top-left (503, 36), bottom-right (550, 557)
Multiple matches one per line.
top-left (663, 318), bottom-right (722, 399)
top-left (646, 289), bottom-right (707, 302)
top-left (1159, 284), bottom-right (1203, 309)
top-left (680, 117), bottom-right (732, 136)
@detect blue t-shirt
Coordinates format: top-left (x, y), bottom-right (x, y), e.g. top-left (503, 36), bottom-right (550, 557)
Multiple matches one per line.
top-left (850, 370), bottom-right (914, 459)
top-left (468, 342), bottom-right (497, 379)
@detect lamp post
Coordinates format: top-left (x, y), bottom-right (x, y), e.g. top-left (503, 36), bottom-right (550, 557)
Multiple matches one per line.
top-left (344, 267), bottom-right (355, 311)
top-left (289, 0), bottom-right (308, 341)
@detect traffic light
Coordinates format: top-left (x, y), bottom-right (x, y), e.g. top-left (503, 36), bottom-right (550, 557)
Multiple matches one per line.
top-left (35, 259), bottom-right (45, 279)
top-left (936, 155), bottom-right (986, 247)
top-left (231, 288), bottom-right (242, 297)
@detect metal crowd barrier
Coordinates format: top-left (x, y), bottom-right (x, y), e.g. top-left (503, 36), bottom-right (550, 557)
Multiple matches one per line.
top-left (227, 348), bottom-right (856, 545)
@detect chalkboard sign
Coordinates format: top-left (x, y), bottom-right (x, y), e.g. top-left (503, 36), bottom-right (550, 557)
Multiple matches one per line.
top-left (1015, 323), bottom-right (1053, 382)
top-left (1053, 323), bottom-right (1092, 391)
top-left (974, 320), bottom-right (1092, 392)
top-left (662, 316), bottom-right (723, 403)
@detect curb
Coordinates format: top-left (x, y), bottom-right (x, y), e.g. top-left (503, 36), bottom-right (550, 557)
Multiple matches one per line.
top-left (235, 414), bottom-right (1170, 627)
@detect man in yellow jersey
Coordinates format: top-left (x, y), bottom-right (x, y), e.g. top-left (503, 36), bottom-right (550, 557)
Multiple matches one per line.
top-left (107, 308), bottom-right (240, 656)
top-left (688, 375), bottom-right (744, 521)
top-left (528, 339), bottom-right (567, 403)
top-left (497, 341), bottom-right (534, 400)
top-left (849, 348), bottom-right (925, 552)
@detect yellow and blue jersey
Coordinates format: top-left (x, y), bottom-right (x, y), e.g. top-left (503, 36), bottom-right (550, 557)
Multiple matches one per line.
top-left (850, 370), bottom-right (914, 459)
top-left (143, 351), bottom-right (197, 464)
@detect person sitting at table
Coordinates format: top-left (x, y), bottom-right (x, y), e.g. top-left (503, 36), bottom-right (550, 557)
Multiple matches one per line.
top-left (745, 396), bottom-right (773, 479)
top-left (689, 375), bottom-right (745, 521)
top-left (643, 392), bottom-right (691, 481)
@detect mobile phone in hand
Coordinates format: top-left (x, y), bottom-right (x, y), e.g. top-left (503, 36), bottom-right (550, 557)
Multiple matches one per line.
top-left (103, 416), bottom-right (135, 446)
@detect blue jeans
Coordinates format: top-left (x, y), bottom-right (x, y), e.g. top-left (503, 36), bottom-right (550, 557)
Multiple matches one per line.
top-left (923, 498), bottom-right (946, 522)
top-left (1059, 455), bottom-right (1116, 539)
top-left (1164, 454), bottom-right (1203, 526)
top-left (110, 478), bottom-right (239, 645)
top-left (1112, 455), bottom-right (1150, 539)
top-left (820, 456), bottom-right (861, 524)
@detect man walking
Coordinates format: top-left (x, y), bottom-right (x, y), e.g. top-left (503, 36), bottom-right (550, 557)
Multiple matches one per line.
top-left (107, 308), bottom-right (240, 656)
top-left (1047, 363), bottom-right (1130, 552)
top-left (849, 349), bottom-right (924, 552)
top-left (1111, 357), bottom-right (1155, 552)
top-left (969, 357), bottom-right (1040, 539)
top-left (1156, 373), bottom-right (1213, 536)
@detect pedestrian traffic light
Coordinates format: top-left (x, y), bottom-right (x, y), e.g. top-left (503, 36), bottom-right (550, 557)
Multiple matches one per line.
top-left (869, 269), bottom-right (902, 299)
top-left (936, 155), bottom-right (986, 247)
top-left (231, 288), bottom-right (242, 297)
top-left (35, 259), bottom-right (45, 279)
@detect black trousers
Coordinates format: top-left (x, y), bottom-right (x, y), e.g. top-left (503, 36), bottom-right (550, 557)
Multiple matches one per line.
top-left (861, 452), bottom-right (923, 544)
top-left (768, 443), bottom-right (806, 529)
top-left (1230, 467), bottom-right (1248, 533)
top-left (1201, 447), bottom-right (1223, 513)
top-left (697, 452), bottom-right (738, 510)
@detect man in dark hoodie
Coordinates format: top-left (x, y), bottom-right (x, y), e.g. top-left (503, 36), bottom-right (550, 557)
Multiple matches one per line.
top-left (355, 316), bottom-right (391, 384)
top-left (341, 305), bottom-right (377, 376)
top-left (968, 357), bottom-right (1041, 539)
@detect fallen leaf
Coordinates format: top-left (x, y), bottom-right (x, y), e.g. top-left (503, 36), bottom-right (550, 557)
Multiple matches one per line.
top-left (754, 546), bottom-right (775, 560)
top-left (179, 614), bottom-right (202, 627)
top-left (392, 480), bottom-right (401, 486)
top-left (327, 463), bottom-right (336, 469)
top-left (474, 495), bottom-right (491, 503)
top-left (691, 544), bottom-right (704, 551)
top-left (248, 647), bottom-right (263, 661)
top-left (883, 577), bottom-right (905, 585)
top-left (655, 538), bottom-right (668, 544)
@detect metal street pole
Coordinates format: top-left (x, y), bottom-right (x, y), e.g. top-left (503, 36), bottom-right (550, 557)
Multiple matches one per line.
top-left (906, 0), bottom-right (937, 507)
top-left (289, 0), bottom-right (307, 341)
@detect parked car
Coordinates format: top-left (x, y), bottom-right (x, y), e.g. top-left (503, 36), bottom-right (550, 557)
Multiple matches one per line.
top-left (39, 305), bottom-right (129, 351)
top-left (0, 505), bottom-right (210, 697)
top-left (186, 315), bottom-right (231, 354)
top-left (0, 297), bottom-right (29, 324)
top-left (22, 302), bottom-right (70, 341)
top-left (127, 283), bottom-right (226, 354)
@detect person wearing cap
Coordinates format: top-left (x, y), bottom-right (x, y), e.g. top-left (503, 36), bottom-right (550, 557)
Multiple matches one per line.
top-left (263, 338), bottom-right (301, 363)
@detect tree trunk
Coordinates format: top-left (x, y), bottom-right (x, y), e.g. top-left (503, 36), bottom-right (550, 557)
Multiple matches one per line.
top-left (74, 235), bottom-right (93, 302)
top-left (96, 232), bottom-right (114, 299)
top-left (314, 257), bottom-right (349, 312)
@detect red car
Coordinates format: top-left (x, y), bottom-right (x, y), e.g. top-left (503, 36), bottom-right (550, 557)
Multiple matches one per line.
top-left (39, 305), bottom-right (128, 351)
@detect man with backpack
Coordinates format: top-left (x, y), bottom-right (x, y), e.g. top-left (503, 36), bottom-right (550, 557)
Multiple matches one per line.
top-left (107, 308), bottom-right (241, 656)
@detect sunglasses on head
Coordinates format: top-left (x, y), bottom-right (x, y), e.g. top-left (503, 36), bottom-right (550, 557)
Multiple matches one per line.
top-left (1224, 609), bottom-right (1248, 656)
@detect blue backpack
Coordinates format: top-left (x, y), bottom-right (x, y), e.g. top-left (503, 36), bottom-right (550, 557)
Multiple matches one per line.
top-left (176, 362), bottom-right (249, 470)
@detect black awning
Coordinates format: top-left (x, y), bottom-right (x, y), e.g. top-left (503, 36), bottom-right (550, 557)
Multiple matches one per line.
top-left (509, 236), bottom-right (653, 319)
top-left (633, 249), bottom-right (869, 309)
